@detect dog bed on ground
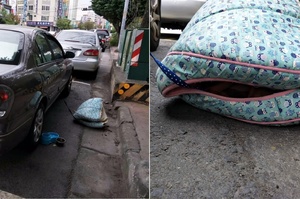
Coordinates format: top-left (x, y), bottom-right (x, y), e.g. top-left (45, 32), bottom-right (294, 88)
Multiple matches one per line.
top-left (154, 0), bottom-right (300, 125)
top-left (73, 98), bottom-right (108, 128)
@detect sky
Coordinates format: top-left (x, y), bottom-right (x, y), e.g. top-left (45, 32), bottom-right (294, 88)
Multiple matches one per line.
top-left (76, 0), bottom-right (92, 20)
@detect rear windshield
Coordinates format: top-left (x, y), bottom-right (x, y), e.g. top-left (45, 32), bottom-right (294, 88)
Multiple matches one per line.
top-left (56, 31), bottom-right (96, 45)
top-left (96, 30), bottom-right (109, 36)
top-left (0, 30), bottom-right (23, 65)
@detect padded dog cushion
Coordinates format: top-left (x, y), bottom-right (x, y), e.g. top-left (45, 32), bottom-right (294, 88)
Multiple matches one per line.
top-left (73, 98), bottom-right (108, 128)
top-left (155, 0), bottom-right (300, 125)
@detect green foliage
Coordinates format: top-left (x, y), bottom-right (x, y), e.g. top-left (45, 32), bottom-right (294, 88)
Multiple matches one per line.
top-left (85, 21), bottom-right (95, 30)
top-left (56, 18), bottom-right (72, 30)
top-left (127, 17), bottom-right (143, 29)
top-left (91, 0), bottom-right (147, 35)
top-left (77, 22), bottom-right (84, 29)
top-left (0, 9), bottom-right (20, 24)
top-left (110, 32), bottom-right (119, 46)
top-left (77, 21), bottom-right (95, 30)
top-left (111, 26), bottom-right (116, 33)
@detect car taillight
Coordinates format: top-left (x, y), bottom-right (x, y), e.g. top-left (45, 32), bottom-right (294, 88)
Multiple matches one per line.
top-left (0, 85), bottom-right (14, 117)
top-left (0, 92), bottom-right (9, 102)
top-left (83, 49), bottom-right (99, 56)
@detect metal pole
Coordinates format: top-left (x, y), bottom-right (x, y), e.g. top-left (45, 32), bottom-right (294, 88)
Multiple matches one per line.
top-left (117, 0), bottom-right (129, 51)
top-left (23, 0), bottom-right (28, 25)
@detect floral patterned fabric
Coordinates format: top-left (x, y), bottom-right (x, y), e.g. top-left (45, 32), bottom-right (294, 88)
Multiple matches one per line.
top-left (155, 0), bottom-right (300, 125)
top-left (73, 98), bottom-right (108, 128)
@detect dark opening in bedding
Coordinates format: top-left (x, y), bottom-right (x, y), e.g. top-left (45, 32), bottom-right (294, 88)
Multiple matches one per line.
top-left (190, 81), bottom-right (286, 98)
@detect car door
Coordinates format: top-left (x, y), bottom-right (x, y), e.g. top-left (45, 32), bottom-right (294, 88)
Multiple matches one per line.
top-left (44, 33), bottom-right (70, 91)
top-left (34, 32), bottom-right (62, 106)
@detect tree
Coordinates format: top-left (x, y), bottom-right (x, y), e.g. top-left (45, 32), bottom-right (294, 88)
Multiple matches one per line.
top-left (0, 9), bottom-right (20, 24)
top-left (0, 14), bottom-right (4, 24)
top-left (91, 0), bottom-right (147, 36)
top-left (77, 22), bottom-right (84, 29)
top-left (56, 18), bottom-right (72, 30)
top-left (140, 0), bottom-right (149, 28)
top-left (84, 21), bottom-right (95, 30)
top-left (77, 21), bottom-right (95, 30)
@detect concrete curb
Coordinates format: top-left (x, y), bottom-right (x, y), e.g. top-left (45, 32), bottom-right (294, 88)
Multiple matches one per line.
top-left (110, 47), bottom-right (149, 198)
top-left (116, 105), bottom-right (149, 198)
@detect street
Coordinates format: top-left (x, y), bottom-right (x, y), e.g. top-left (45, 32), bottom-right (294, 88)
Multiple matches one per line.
top-left (150, 34), bottom-right (300, 198)
top-left (0, 51), bottom-right (126, 198)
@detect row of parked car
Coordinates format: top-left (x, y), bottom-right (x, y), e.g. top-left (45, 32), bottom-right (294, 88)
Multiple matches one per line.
top-left (0, 25), bottom-right (109, 155)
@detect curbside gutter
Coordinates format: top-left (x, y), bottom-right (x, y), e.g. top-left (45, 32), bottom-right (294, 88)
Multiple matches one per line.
top-left (116, 106), bottom-right (149, 198)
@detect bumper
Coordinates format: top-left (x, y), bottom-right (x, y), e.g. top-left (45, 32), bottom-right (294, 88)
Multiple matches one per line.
top-left (161, 0), bottom-right (206, 23)
top-left (0, 118), bottom-right (32, 155)
top-left (72, 58), bottom-right (99, 72)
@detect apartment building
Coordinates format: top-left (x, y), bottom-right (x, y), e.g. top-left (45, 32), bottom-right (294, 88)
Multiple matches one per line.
top-left (16, 0), bottom-right (63, 31)
top-left (67, 0), bottom-right (78, 27)
top-left (13, 0), bottom-right (108, 31)
top-left (0, 0), bottom-right (12, 14)
top-left (80, 9), bottom-right (110, 30)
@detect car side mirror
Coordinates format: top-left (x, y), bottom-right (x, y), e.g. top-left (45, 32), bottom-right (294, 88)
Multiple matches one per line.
top-left (65, 51), bottom-right (75, 58)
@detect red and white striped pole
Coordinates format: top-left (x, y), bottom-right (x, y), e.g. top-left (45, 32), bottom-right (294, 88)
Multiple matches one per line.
top-left (131, 30), bottom-right (144, 67)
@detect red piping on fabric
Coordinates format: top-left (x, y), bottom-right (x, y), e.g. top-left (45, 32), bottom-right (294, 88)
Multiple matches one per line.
top-left (168, 51), bottom-right (300, 74)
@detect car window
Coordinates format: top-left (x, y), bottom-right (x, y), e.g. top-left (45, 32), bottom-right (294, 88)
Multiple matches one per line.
top-left (31, 42), bottom-right (44, 66)
top-left (96, 30), bottom-right (109, 36)
top-left (0, 30), bottom-right (24, 65)
top-left (35, 33), bottom-right (53, 63)
top-left (56, 31), bottom-right (96, 45)
top-left (46, 34), bottom-right (64, 60)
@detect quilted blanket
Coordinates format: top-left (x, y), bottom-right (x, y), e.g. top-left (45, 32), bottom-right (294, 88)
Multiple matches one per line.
top-left (73, 98), bottom-right (108, 128)
top-left (155, 0), bottom-right (300, 125)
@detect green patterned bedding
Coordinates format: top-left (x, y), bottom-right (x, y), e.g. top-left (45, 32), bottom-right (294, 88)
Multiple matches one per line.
top-left (155, 0), bottom-right (300, 125)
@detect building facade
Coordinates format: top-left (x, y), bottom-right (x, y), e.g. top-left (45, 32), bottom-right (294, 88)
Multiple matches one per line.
top-left (67, 0), bottom-right (77, 28)
top-left (16, 0), bottom-right (58, 30)
top-left (13, 0), bottom-right (109, 31)
top-left (0, 0), bottom-right (12, 14)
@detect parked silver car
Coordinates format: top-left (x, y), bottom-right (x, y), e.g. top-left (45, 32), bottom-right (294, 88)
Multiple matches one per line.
top-left (56, 29), bottom-right (101, 79)
top-left (150, 0), bottom-right (206, 51)
top-left (0, 25), bottom-right (75, 155)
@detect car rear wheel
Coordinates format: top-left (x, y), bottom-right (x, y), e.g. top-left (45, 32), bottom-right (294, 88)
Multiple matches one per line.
top-left (25, 103), bottom-right (44, 151)
top-left (150, 0), bottom-right (161, 51)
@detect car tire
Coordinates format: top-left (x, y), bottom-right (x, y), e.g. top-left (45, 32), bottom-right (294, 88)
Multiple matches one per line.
top-left (150, 0), bottom-right (161, 51)
top-left (61, 74), bottom-right (72, 97)
top-left (25, 103), bottom-right (45, 151)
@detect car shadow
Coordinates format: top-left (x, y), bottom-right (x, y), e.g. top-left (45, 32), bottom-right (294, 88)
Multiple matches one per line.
top-left (73, 71), bottom-right (97, 81)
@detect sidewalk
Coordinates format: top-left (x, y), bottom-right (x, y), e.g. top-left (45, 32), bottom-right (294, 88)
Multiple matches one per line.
top-left (68, 47), bottom-right (149, 198)
top-left (111, 46), bottom-right (149, 198)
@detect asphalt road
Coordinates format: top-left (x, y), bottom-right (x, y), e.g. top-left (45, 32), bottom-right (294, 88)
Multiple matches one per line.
top-left (0, 57), bottom-right (105, 198)
top-left (150, 34), bottom-right (300, 198)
